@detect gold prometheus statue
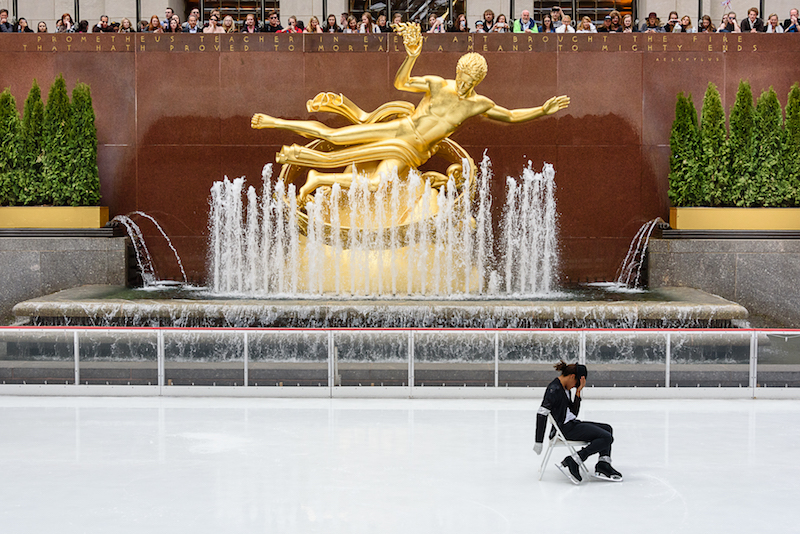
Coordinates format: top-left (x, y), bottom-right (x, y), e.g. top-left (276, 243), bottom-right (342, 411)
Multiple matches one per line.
top-left (251, 22), bottom-right (570, 206)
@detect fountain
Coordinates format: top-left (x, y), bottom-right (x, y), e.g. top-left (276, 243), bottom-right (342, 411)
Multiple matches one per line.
top-left (10, 24), bottom-right (748, 330)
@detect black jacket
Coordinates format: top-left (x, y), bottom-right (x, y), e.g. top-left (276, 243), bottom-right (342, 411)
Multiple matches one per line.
top-left (740, 17), bottom-right (765, 32)
top-left (535, 377), bottom-right (581, 443)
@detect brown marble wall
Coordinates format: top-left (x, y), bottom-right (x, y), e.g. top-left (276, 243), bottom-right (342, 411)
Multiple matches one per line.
top-left (1, 33), bottom-right (796, 285)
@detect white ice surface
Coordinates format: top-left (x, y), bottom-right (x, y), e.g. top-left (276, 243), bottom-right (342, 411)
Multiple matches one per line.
top-left (1, 396), bottom-right (798, 534)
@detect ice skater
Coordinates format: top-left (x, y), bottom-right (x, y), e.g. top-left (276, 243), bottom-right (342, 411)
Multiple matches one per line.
top-left (533, 360), bottom-right (623, 484)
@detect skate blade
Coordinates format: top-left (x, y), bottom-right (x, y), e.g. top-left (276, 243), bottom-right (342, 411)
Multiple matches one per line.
top-left (592, 473), bottom-right (623, 482)
top-left (555, 463), bottom-right (581, 485)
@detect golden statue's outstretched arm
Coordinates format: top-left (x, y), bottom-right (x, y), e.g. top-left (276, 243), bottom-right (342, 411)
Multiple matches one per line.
top-left (392, 22), bottom-right (428, 93)
top-left (484, 95), bottom-right (570, 123)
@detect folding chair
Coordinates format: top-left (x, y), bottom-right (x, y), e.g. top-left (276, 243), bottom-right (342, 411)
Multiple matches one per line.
top-left (537, 413), bottom-right (591, 481)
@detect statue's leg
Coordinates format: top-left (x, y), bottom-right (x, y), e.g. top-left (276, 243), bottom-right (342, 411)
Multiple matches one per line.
top-left (279, 141), bottom-right (420, 169)
top-left (253, 113), bottom-right (401, 145)
top-left (299, 159), bottom-right (409, 200)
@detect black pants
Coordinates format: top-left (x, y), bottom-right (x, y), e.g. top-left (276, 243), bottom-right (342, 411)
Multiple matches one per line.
top-left (561, 420), bottom-right (613, 462)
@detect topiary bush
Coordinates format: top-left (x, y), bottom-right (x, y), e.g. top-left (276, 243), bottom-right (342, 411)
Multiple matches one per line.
top-left (669, 80), bottom-right (800, 208)
top-left (750, 87), bottom-right (785, 206)
top-left (784, 83), bottom-right (800, 205)
top-left (0, 89), bottom-right (23, 206)
top-left (68, 83), bottom-right (100, 206)
top-left (668, 92), bottom-right (700, 207)
top-left (19, 80), bottom-right (45, 205)
top-left (1, 75), bottom-right (100, 208)
top-left (698, 83), bottom-right (728, 206)
top-left (42, 74), bottom-right (73, 206)
top-left (727, 81), bottom-right (756, 206)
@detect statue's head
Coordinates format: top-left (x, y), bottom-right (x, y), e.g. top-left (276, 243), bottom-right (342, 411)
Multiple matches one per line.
top-left (455, 53), bottom-right (488, 97)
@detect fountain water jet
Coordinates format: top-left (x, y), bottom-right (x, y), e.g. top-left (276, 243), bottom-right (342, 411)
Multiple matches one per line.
top-left (206, 158), bottom-right (558, 298)
top-left (112, 213), bottom-right (187, 286)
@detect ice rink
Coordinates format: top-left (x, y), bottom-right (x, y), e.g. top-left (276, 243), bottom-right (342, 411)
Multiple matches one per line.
top-left (1, 395), bottom-right (798, 533)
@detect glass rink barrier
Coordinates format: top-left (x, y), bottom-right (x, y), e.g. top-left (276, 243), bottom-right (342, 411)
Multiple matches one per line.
top-left (0, 327), bottom-right (799, 398)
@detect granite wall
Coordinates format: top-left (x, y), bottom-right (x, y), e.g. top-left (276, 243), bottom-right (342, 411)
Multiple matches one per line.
top-left (0, 32), bottom-right (795, 286)
top-left (648, 239), bottom-right (800, 328)
top-left (0, 237), bottom-right (128, 323)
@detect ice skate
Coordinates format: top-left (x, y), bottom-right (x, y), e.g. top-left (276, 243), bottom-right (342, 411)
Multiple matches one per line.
top-left (556, 456), bottom-right (582, 485)
top-left (593, 460), bottom-right (623, 482)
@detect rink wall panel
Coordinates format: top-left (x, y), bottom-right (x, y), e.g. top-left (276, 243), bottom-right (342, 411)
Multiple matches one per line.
top-left (0, 33), bottom-right (794, 284)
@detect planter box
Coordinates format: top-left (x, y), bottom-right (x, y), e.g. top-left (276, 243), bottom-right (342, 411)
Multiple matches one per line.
top-left (0, 206), bottom-right (109, 229)
top-left (670, 207), bottom-right (800, 231)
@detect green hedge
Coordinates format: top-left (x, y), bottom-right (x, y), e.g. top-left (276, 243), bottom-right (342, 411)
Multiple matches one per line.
top-left (0, 75), bottom-right (99, 207)
top-left (669, 81), bottom-right (800, 207)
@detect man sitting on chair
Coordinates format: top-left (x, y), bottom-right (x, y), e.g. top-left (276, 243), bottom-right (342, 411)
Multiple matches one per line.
top-left (533, 360), bottom-right (623, 483)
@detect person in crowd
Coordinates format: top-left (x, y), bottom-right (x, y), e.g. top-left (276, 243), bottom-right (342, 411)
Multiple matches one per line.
top-left (264, 10), bottom-right (283, 32)
top-left (609, 10), bottom-right (622, 31)
top-left (555, 15), bottom-right (574, 32)
top-left (392, 12), bottom-right (403, 26)
top-left (698, 15), bottom-right (715, 32)
top-left (222, 15), bottom-right (236, 33)
top-left (306, 16), bottom-right (323, 33)
top-left (540, 14), bottom-right (556, 32)
top-left (117, 18), bottom-right (135, 32)
top-left (146, 15), bottom-right (163, 33)
top-left (37, 21), bottom-right (48, 32)
top-left (162, 7), bottom-right (174, 30)
top-left (0, 8), bottom-right (12, 32)
top-left (514, 9), bottom-right (537, 32)
top-left (474, 20), bottom-right (486, 32)
top-left (361, 12), bottom-right (379, 33)
top-left (242, 14), bottom-right (259, 33)
top-left (282, 15), bottom-right (302, 33)
top-left (663, 11), bottom-right (680, 32)
top-left (183, 8), bottom-right (201, 31)
top-left (323, 14), bottom-right (340, 32)
top-left (343, 15), bottom-right (359, 33)
top-left (673, 15), bottom-right (695, 32)
top-left (741, 7), bottom-right (765, 32)
top-left (427, 12), bottom-right (445, 33)
top-left (533, 361), bottom-right (623, 484)
top-left (56, 13), bottom-right (75, 33)
top-left (166, 16), bottom-right (182, 32)
top-left (576, 16), bottom-right (597, 33)
top-left (340, 12), bottom-right (349, 29)
top-left (376, 14), bottom-right (390, 32)
top-left (765, 13), bottom-right (784, 32)
top-left (482, 9), bottom-right (495, 31)
top-left (16, 17), bottom-right (33, 33)
top-left (184, 14), bottom-right (202, 33)
top-left (202, 14), bottom-right (223, 33)
top-left (450, 13), bottom-right (469, 32)
top-left (783, 8), bottom-right (799, 30)
top-left (596, 15), bottom-right (613, 32)
top-left (717, 12), bottom-right (740, 32)
top-left (92, 14), bottom-right (112, 32)
top-left (15, 18), bottom-right (33, 32)
top-left (76, 20), bottom-right (89, 32)
top-left (490, 14), bottom-right (510, 32)
top-left (550, 6), bottom-right (564, 28)
top-left (641, 12), bottom-right (663, 32)
top-left (206, 9), bottom-right (222, 27)
top-left (621, 13), bottom-right (636, 32)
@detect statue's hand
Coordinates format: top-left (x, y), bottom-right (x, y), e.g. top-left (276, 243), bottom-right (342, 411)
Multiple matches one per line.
top-left (542, 95), bottom-right (570, 116)
top-left (251, 113), bottom-right (276, 129)
top-left (392, 22), bottom-right (423, 57)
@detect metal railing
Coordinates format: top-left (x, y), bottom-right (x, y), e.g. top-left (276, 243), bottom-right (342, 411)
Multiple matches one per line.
top-left (1, 326), bottom-right (798, 397)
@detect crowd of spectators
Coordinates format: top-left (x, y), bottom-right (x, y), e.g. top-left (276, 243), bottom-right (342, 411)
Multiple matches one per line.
top-left (2, 6), bottom-right (799, 36)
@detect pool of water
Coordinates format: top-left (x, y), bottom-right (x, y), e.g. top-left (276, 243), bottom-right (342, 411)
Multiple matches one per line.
top-left (113, 281), bottom-right (660, 303)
